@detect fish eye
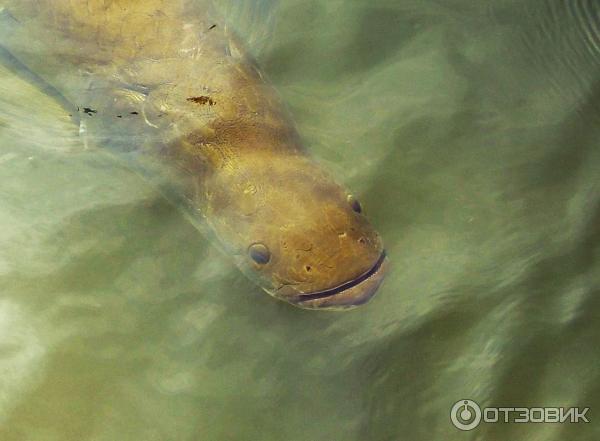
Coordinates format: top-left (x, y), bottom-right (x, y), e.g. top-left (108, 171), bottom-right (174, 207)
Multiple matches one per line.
top-left (347, 195), bottom-right (362, 213)
top-left (248, 243), bottom-right (271, 265)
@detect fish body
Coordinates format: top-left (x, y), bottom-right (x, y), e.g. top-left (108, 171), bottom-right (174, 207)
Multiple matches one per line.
top-left (0, 0), bottom-right (388, 309)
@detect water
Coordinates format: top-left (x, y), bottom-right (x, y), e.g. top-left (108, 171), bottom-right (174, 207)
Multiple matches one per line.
top-left (0, 0), bottom-right (599, 440)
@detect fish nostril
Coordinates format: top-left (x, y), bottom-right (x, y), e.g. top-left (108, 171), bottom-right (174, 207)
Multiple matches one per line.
top-left (358, 237), bottom-right (367, 245)
top-left (305, 265), bottom-right (312, 272)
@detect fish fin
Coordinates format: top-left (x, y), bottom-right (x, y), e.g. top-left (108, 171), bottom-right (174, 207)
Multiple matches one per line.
top-left (0, 6), bottom-right (20, 40)
top-left (0, 46), bottom-right (86, 154)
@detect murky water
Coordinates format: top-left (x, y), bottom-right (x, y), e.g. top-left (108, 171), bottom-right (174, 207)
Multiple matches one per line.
top-left (0, 0), bottom-right (599, 440)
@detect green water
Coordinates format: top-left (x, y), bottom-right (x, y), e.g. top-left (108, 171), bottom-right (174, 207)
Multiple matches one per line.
top-left (0, 0), bottom-right (599, 440)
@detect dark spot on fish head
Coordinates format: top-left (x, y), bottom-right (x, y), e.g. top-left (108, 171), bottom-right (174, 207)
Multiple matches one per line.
top-left (82, 107), bottom-right (97, 116)
top-left (187, 96), bottom-right (216, 106)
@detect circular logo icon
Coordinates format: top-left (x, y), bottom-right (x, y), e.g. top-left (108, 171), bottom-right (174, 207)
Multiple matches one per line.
top-left (450, 399), bottom-right (482, 431)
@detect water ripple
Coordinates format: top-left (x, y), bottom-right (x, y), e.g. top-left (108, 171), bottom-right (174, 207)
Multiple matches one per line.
top-left (490, 0), bottom-right (600, 116)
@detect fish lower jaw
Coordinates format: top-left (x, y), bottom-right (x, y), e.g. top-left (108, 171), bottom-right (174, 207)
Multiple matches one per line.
top-left (268, 251), bottom-right (389, 311)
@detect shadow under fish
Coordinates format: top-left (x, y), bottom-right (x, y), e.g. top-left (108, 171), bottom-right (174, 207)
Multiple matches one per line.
top-left (0, 0), bottom-right (388, 310)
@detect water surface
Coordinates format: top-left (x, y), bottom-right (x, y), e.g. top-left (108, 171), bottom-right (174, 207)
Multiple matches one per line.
top-left (0, 0), bottom-right (599, 440)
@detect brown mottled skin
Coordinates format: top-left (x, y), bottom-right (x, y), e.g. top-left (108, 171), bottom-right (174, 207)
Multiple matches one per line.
top-left (1, 0), bottom-right (388, 309)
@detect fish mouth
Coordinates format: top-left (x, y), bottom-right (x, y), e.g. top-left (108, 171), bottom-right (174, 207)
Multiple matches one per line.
top-left (289, 251), bottom-right (388, 310)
